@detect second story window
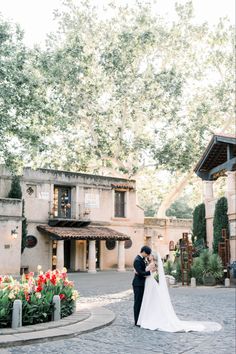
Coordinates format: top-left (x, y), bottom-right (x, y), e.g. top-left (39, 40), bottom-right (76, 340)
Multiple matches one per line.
top-left (114, 190), bottom-right (126, 218)
top-left (53, 186), bottom-right (71, 218)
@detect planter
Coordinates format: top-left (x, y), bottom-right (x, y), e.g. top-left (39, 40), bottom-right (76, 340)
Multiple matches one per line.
top-left (203, 274), bottom-right (216, 286)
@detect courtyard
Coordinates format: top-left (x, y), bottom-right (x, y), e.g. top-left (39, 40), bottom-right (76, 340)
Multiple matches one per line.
top-left (1, 271), bottom-right (235, 354)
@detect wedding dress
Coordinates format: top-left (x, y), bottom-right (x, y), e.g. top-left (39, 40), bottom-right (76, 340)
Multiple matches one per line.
top-left (137, 253), bottom-right (222, 332)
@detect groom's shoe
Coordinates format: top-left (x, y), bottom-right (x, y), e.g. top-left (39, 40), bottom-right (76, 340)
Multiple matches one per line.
top-left (134, 324), bottom-right (140, 327)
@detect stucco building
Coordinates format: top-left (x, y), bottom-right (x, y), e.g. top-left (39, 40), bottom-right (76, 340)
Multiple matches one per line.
top-left (0, 166), bottom-right (144, 274)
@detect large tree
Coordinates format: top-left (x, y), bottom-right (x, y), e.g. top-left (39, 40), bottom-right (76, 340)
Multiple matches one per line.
top-left (0, 15), bottom-right (54, 173)
top-left (0, 1), bottom-right (234, 215)
top-left (35, 2), bottom-right (234, 174)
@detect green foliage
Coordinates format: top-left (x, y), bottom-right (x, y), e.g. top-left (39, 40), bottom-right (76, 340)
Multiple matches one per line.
top-left (164, 260), bottom-right (174, 275)
top-left (208, 253), bottom-right (224, 279)
top-left (0, 2), bottom-right (234, 215)
top-left (0, 16), bottom-right (54, 172)
top-left (174, 259), bottom-right (182, 282)
top-left (0, 292), bottom-right (13, 327)
top-left (213, 197), bottom-right (229, 253)
top-left (166, 197), bottom-right (193, 219)
top-left (190, 257), bottom-right (203, 284)
top-left (190, 249), bottom-right (223, 284)
top-left (22, 294), bottom-right (53, 325)
top-left (8, 176), bottom-right (22, 199)
top-left (25, 0), bottom-right (234, 176)
top-left (192, 203), bottom-right (206, 242)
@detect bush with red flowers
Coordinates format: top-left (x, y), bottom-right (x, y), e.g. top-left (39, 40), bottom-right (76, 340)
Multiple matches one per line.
top-left (0, 268), bottom-right (79, 328)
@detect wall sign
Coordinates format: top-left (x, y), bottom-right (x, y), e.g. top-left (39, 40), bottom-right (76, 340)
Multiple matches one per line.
top-left (85, 193), bottom-right (99, 208)
top-left (25, 235), bottom-right (38, 248)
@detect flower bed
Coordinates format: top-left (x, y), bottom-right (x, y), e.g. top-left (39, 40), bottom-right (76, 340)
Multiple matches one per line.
top-left (0, 267), bottom-right (79, 328)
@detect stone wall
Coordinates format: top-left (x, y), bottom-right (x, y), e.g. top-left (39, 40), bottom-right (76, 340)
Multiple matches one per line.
top-left (144, 217), bottom-right (193, 260)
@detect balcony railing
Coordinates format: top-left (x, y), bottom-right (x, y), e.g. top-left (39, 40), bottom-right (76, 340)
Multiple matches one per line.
top-left (48, 202), bottom-right (91, 227)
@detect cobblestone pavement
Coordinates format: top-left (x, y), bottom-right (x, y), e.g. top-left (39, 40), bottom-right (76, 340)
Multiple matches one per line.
top-left (1, 271), bottom-right (235, 354)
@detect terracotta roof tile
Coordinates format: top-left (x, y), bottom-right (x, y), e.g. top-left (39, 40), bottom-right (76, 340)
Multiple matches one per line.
top-left (37, 225), bottom-right (130, 240)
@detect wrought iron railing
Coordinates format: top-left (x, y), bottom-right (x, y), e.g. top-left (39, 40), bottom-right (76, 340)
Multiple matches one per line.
top-left (49, 201), bottom-right (90, 220)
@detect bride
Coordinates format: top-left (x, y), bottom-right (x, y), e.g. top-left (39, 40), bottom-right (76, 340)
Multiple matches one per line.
top-left (137, 252), bottom-right (222, 332)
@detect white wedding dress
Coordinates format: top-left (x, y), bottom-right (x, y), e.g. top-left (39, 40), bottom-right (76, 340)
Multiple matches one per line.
top-left (137, 253), bottom-right (222, 332)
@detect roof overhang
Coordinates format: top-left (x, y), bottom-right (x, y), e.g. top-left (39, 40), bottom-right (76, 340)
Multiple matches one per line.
top-left (194, 134), bottom-right (236, 181)
top-left (37, 225), bottom-right (131, 241)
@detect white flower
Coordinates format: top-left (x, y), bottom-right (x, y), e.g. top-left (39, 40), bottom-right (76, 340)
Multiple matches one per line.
top-left (71, 290), bottom-right (79, 301)
top-left (35, 292), bottom-right (41, 299)
top-left (8, 291), bottom-right (16, 300)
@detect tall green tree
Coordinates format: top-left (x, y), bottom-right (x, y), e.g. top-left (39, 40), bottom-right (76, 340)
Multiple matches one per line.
top-left (192, 203), bottom-right (206, 242)
top-left (213, 197), bottom-right (229, 253)
top-left (8, 176), bottom-right (22, 199)
top-left (0, 15), bottom-right (54, 173)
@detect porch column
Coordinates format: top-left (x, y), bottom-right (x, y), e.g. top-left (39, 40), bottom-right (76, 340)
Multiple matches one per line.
top-left (117, 240), bottom-right (126, 272)
top-left (203, 180), bottom-right (215, 250)
top-left (88, 240), bottom-right (96, 273)
top-left (203, 180), bottom-right (214, 199)
top-left (56, 240), bottom-right (64, 270)
top-left (226, 171), bottom-right (236, 263)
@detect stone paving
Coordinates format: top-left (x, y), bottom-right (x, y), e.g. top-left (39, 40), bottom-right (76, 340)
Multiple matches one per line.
top-left (0, 271), bottom-right (235, 354)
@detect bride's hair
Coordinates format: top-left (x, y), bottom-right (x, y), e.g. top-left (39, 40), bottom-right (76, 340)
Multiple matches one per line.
top-left (151, 252), bottom-right (158, 261)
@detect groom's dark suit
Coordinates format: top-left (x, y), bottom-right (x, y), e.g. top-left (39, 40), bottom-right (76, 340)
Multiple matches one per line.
top-left (132, 255), bottom-right (151, 325)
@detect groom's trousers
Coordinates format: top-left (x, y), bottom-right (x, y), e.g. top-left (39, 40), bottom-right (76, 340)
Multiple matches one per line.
top-left (133, 286), bottom-right (144, 325)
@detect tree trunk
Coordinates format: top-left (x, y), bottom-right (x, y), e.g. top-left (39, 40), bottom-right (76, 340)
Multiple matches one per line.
top-left (156, 171), bottom-right (193, 218)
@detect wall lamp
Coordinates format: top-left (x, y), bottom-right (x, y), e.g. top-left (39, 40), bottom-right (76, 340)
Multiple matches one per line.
top-left (158, 234), bottom-right (164, 240)
top-left (11, 226), bottom-right (19, 239)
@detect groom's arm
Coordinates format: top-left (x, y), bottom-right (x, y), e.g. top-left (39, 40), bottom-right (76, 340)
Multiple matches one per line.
top-left (133, 259), bottom-right (150, 277)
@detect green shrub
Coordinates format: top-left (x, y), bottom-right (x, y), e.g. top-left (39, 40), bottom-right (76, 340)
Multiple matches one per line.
top-left (164, 260), bottom-right (174, 275)
top-left (190, 257), bottom-right (203, 284)
top-left (213, 197), bottom-right (229, 253)
top-left (208, 253), bottom-right (224, 279)
top-left (172, 259), bottom-right (182, 282)
top-left (190, 249), bottom-right (224, 284)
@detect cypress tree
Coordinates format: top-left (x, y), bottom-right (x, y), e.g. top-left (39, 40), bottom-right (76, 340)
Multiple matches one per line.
top-left (8, 176), bottom-right (22, 199)
top-left (192, 203), bottom-right (206, 242)
top-left (213, 197), bottom-right (229, 253)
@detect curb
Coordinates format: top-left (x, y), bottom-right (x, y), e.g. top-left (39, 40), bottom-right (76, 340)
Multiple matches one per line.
top-left (0, 307), bottom-right (115, 348)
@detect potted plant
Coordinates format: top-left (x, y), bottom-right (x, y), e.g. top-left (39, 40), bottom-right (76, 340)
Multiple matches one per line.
top-left (200, 250), bottom-right (223, 286)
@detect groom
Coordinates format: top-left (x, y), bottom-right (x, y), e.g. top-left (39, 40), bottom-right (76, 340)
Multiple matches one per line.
top-left (132, 245), bottom-right (152, 326)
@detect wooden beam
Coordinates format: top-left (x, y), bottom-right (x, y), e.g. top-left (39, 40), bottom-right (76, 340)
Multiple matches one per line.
top-left (209, 157), bottom-right (236, 177)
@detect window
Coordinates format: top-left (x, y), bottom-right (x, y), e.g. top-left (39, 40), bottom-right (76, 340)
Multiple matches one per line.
top-left (53, 186), bottom-right (72, 218)
top-left (114, 190), bottom-right (126, 217)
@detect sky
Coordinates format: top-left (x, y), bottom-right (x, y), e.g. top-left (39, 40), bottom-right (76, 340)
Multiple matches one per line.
top-left (0, 0), bottom-right (235, 47)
